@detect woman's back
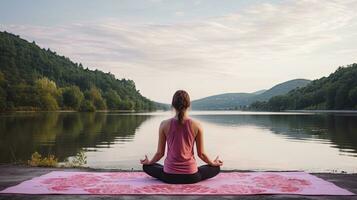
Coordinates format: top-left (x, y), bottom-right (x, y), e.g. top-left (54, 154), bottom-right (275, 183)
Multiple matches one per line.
top-left (141, 90), bottom-right (222, 184)
top-left (164, 118), bottom-right (198, 174)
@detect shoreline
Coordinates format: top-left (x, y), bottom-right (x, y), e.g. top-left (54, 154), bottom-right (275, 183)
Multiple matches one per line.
top-left (1, 109), bottom-right (356, 113)
top-left (0, 164), bottom-right (356, 199)
top-left (285, 110), bottom-right (357, 114)
top-left (0, 109), bottom-right (158, 114)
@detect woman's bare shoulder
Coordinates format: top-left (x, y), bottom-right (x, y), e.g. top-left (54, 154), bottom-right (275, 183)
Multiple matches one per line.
top-left (190, 118), bottom-right (203, 130)
top-left (160, 118), bottom-right (172, 129)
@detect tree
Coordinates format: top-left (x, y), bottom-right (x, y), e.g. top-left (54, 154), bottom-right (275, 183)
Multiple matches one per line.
top-left (268, 96), bottom-right (289, 111)
top-left (84, 87), bottom-right (107, 110)
top-left (349, 87), bottom-right (357, 108)
top-left (35, 77), bottom-right (60, 110)
top-left (0, 87), bottom-right (6, 110)
top-left (250, 101), bottom-right (269, 110)
top-left (0, 31), bottom-right (157, 111)
top-left (105, 89), bottom-right (121, 110)
top-left (335, 85), bottom-right (349, 109)
top-left (118, 99), bottom-right (134, 110)
top-left (62, 86), bottom-right (84, 110)
top-left (40, 93), bottom-right (59, 110)
top-left (80, 100), bottom-right (96, 112)
top-left (35, 77), bottom-right (59, 97)
top-left (0, 71), bottom-right (5, 85)
top-left (0, 72), bottom-right (6, 110)
top-left (7, 83), bottom-right (40, 109)
top-left (249, 64), bottom-right (357, 111)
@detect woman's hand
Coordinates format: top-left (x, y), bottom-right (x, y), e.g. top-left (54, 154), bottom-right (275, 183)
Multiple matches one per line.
top-left (210, 156), bottom-right (223, 167)
top-left (140, 155), bottom-right (151, 165)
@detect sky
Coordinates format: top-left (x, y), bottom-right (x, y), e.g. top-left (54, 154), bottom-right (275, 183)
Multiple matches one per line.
top-left (1, 0), bottom-right (357, 103)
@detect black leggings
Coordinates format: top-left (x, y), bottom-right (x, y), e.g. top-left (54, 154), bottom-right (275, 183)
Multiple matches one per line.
top-left (143, 163), bottom-right (220, 184)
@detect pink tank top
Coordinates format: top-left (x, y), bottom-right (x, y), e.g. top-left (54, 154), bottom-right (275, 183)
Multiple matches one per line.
top-left (164, 118), bottom-right (198, 174)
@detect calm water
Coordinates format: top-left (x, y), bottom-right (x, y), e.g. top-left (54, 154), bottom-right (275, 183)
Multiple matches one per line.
top-left (0, 111), bottom-right (357, 173)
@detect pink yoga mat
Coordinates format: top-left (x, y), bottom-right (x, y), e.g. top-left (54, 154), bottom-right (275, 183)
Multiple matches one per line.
top-left (0, 171), bottom-right (354, 195)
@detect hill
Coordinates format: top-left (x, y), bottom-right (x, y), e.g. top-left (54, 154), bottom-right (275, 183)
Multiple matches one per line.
top-left (250, 64), bottom-right (357, 111)
top-left (252, 89), bottom-right (267, 95)
top-left (191, 79), bottom-right (311, 110)
top-left (0, 31), bottom-right (156, 111)
top-left (191, 93), bottom-right (255, 110)
top-left (252, 79), bottom-right (311, 102)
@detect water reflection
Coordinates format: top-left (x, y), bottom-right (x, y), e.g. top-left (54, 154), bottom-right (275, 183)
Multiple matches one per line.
top-left (193, 114), bottom-right (357, 156)
top-left (0, 112), bottom-right (151, 163)
top-left (1, 112), bottom-right (357, 172)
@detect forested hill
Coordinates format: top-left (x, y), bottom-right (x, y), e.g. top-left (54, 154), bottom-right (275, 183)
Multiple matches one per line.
top-left (191, 79), bottom-right (310, 110)
top-left (250, 64), bottom-right (357, 111)
top-left (0, 31), bottom-right (159, 111)
top-left (252, 79), bottom-right (311, 102)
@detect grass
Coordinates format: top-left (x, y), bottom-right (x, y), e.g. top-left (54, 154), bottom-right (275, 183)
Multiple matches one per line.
top-left (28, 150), bottom-right (87, 168)
top-left (28, 152), bottom-right (58, 167)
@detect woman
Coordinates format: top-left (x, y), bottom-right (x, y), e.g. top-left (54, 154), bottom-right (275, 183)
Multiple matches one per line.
top-left (140, 90), bottom-right (223, 184)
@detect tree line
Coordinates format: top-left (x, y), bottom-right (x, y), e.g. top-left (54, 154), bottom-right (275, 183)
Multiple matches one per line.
top-left (249, 64), bottom-right (357, 111)
top-left (0, 31), bottom-right (157, 111)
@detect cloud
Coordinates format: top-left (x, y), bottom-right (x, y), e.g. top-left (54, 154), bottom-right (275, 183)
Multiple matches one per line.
top-left (2, 0), bottom-right (357, 102)
top-left (174, 11), bottom-right (185, 17)
top-left (148, 0), bottom-right (163, 3)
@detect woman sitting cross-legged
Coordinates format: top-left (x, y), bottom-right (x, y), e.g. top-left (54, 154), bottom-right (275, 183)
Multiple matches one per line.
top-left (140, 90), bottom-right (223, 184)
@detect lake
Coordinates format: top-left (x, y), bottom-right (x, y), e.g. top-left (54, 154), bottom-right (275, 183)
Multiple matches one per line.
top-left (0, 111), bottom-right (357, 173)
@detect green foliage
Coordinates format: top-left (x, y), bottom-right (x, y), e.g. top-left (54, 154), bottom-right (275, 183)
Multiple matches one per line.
top-left (62, 86), bottom-right (84, 110)
top-left (249, 101), bottom-right (269, 110)
top-left (0, 31), bottom-right (156, 111)
top-left (250, 64), bottom-right (357, 111)
top-left (35, 77), bottom-right (59, 96)
top-left (35, 77), bottom-right (60, 110)
top-left (28, 150), bottom-right (87, 168)
top-left (41, 93), bottom-right (59, 110)
top-left (80, 100), bottom-right (96, 112)
top-left (119, 99), bottom-right (135, 110)
top-left (105, 89), bottom-right (122, 109)
top-left (0, 72), bottom-right (7, 110)
top-left (348, 87), bottom-right (357, 107)
top-left (0, 71), bottom-right (5, 85)
top-left (85, 87), bottom-right (107, 110)
top-left (0, 88), bottom-right (6, 110)
top-left (28, 152), bottom-right (58, 167)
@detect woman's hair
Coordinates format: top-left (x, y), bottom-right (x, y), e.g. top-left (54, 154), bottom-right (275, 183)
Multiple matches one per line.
top-left (171, 90), bottom-right (190, 123)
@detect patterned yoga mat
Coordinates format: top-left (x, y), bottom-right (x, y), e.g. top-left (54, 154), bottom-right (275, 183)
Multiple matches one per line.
top-left (0, 171), bottom-right (354, 195)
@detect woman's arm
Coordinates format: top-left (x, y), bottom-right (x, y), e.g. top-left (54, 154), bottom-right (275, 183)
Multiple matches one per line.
top-left (195, 122), bottom-right (223, 167)
top-left (140, 121), bottom-right (166, 165)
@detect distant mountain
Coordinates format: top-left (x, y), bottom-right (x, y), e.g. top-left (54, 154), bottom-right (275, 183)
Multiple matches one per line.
top-left (154, 101), bottom-right (170, 110)
top-left (250, 64), bottom-right (357, 111)
top-left (191, 93), bottom-right (255, 110)
top-left (252, 79), bottom-right (312, 102)
top-left (252, 89), bottom-right (267, 95)
top-left (191, 79), bottom-right (311, 110)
